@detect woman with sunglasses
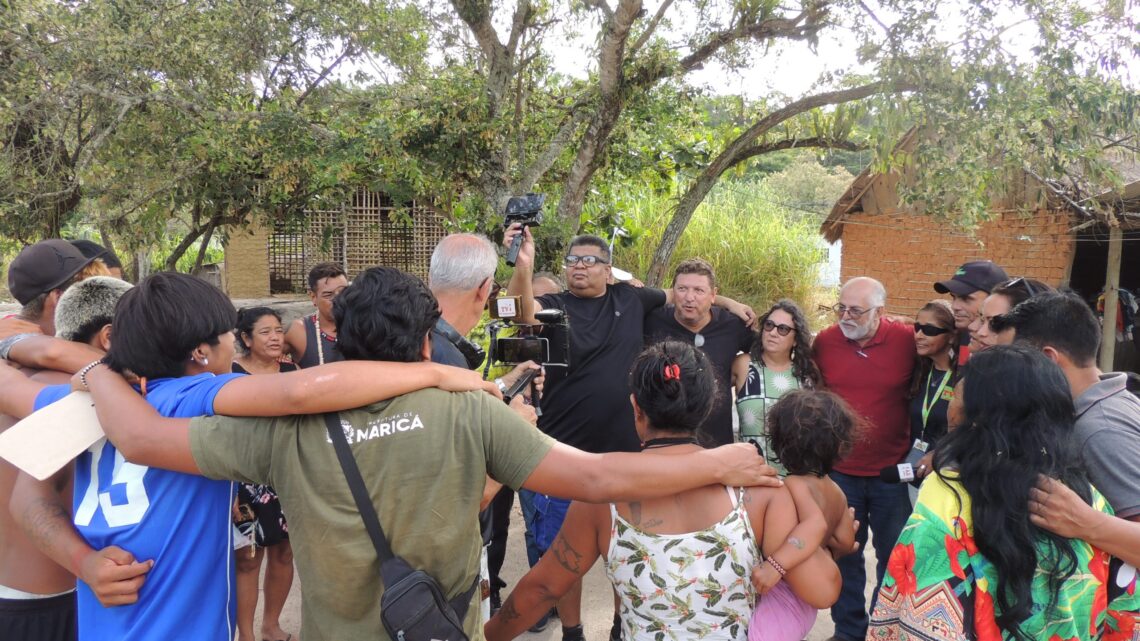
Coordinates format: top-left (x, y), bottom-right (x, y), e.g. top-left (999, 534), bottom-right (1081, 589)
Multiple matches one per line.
top-left (907, 300), bottom-right (957, 482)
top-left (968, 277), bottom-right (1052, 353)
top-left (734, 300), bottom-right (821, 475)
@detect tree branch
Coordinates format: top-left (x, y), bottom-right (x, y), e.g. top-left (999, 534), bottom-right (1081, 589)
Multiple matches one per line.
top-left (517, 110), bottom-right (591, 189)
top-left (628, 0), bottom-right (675, 59)
top-left (296, 44), bottom-right (355, 106)
top-left (726, 137), bottom-right (867, 172)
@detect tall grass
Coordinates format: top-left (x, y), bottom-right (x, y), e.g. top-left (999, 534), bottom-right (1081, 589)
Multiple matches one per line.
top-left (612, 180), bottom-right (829, 320)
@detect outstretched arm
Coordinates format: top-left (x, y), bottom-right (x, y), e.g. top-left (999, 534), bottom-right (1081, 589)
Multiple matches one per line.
top-left (503, 224), bottom-right (540, 324)
top-left (211, 360), bottom-right (499, 416)
top-left (485, 501), bottom-right (603, 639)
top-left (11, 468), bottom-right (153, 606)
top-left (6, 335), bottom-right (104, 375)
top-left (521, 442), bottom-right (780, 504)
top-left (83, 365), bottom-right (197, 474)
top-left (0, 359), bottom-right (48, 418)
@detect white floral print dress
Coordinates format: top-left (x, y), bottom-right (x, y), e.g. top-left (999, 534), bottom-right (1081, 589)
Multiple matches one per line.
top-left (604, 486), bottom-right (760, 640)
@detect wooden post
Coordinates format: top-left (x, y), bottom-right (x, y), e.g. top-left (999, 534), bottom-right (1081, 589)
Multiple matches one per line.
top-left (1098, 224), bottom-right (1123, 371)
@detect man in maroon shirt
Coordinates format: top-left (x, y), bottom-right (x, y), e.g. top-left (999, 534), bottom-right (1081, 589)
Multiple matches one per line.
top-left (813, 276), bottom-right (915, 641)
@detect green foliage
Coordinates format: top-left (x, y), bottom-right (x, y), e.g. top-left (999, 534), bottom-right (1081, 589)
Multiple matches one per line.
top-left (612, 179), bottom-right (826, 313)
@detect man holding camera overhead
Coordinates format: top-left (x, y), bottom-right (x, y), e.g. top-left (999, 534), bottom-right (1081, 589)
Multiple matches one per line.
top-left (504, 224), bottom-right (756, 639)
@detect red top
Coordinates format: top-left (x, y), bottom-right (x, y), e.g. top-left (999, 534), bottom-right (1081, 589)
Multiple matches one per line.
top-left (813, 317), bottom-right (916, 476)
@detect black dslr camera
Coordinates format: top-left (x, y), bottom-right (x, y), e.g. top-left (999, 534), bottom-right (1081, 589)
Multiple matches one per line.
top-left (503, 193), bottom-right (545, 267)
top-left (485, 305), bottom-right (570, 414)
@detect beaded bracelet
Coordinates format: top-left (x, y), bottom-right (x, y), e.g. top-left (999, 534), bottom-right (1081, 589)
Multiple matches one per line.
top-left (765, 555), bottom-right (787, 577)
top-left (78, 360), bottom-right (104, 391)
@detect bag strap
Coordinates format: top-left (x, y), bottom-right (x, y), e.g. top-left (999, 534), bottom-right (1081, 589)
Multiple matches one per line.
top-left (322, 412), bottom-right (478, 619)
top-left (323, 412), bottom-right (394, 562)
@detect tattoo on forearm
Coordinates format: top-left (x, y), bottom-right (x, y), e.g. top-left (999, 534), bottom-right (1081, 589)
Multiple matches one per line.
top-left (788, 536), bottom-right (805, 550)
top-left (498, 594), bottom-right (521, 621)
top-left (550, 532), bottom-right (584, 574)
top-left (629, 501), bottom-right (642, 525)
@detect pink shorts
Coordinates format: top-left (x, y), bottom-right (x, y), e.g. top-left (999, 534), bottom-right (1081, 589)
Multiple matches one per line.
top-left (748, 581), bottom-right (818, 641)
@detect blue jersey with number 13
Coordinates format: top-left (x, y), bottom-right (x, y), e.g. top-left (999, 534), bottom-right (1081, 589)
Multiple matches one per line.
top-left (37, 373), bottom-right (244, 641)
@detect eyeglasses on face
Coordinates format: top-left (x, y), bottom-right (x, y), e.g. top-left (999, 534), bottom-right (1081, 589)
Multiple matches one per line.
top-left (762, 320), bottom-right (794, 336)
top-left (831, 303), bottom-right (875, 319)
top-left (913, 322), bottom-right (951, 337)
top-left (563, 255), bottom-right (609, 268)
top-left (987, 314), bottom-right (1012, 333)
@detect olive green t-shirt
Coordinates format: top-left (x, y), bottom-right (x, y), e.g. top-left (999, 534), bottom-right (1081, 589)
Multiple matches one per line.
top-left (188, 388), bottom-right (554, 641)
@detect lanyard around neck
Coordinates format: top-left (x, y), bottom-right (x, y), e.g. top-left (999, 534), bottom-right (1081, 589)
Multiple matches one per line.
top-left (920, 367), bottom-right (952, 436)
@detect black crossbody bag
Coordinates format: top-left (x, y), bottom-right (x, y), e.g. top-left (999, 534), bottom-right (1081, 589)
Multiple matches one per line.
top-left (323, 412), bottom-right (477, 640)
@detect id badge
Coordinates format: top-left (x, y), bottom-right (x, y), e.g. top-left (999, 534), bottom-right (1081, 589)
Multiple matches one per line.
top-left (900, 439), bottom-right (928, 484)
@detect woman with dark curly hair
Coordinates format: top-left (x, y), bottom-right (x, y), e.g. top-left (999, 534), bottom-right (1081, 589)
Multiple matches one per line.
top-left (733, 300), bottom-right (821, 475)
top-left (870, 345), bottom-right (1140, 640)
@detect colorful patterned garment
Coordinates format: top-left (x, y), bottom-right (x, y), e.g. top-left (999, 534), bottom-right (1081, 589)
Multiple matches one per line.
top-left (604, 487), bottom-right (759, 640)
top-left (869, 474), bottom-right (1140, 641)
top-left (736, 362), bottom-right (803, 476)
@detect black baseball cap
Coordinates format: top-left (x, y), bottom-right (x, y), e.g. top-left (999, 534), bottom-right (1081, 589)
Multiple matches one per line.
top-left (7, 239), bottom-right (96, 305)
top-left (933, 260), bottom-right (1009, 297)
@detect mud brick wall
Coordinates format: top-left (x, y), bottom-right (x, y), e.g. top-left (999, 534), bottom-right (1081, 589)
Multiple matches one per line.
top-left (837, 209), bottom-right (1075, 316)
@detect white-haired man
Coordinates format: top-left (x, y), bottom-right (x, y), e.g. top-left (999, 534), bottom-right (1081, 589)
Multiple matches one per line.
top-left (813, 276), bottom-right (916, 641)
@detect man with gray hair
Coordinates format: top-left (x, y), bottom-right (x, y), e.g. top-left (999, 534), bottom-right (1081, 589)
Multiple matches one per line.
top-left (427, 233), bottom-right (540, 615)
top-left (812, 276), bottom-right (916, 641)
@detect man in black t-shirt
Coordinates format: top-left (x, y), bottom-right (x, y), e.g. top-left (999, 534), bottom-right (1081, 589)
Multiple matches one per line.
top-left (644, 258), bottom-right (753, 446)
top-left (504, 226), bottom-right (756, 639)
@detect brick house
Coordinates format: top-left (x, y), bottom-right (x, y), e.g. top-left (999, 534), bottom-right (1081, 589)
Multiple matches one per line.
top-left (222, 189), bottom-right (447, 298)
top-left (819, 160), bottom-right (1140, 317)
top-left (820, 152), bottom-right (1140, 371)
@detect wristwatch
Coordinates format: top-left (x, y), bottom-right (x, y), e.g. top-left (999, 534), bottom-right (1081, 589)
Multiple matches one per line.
top-left (495, 378), bottom-right (509, 395)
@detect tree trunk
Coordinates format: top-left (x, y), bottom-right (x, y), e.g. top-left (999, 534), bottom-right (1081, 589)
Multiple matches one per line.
top-left (554, 94), bottom-right (624, 230)
top-left (164, 224), bottom-right (208, 272)
top-left (191, 219), bottom-right (217, 273)
top-left (645, 82), bottom-right (898, 286)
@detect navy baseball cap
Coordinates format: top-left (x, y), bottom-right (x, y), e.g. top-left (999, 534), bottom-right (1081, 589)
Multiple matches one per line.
top-left (934, 261), bottom-right (1009, 296)
top-left (7, 239), bottom-right (96, 305)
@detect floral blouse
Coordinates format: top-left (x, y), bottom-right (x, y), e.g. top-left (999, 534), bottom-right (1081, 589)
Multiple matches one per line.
top-left (870, 474), bottom-right (1140, 641)
top-left (604, 487), bottom-right (760, 640)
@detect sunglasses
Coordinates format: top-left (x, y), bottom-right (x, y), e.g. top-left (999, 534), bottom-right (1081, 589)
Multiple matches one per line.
top-left (913, 322), bottom-right (952, 337)
top-left (762, 320), bottom-right (794, 336)
top-left (1004, 276), bottom-right (1041, 297)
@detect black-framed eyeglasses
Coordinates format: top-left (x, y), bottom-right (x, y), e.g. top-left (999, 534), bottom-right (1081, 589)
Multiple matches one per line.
top-left (913, 322), bottom-right (951, 337)
top-left (762, 320), bottom-right (794, 336)
top-left (831, 303), bottom-right (876, 319)
top-left (563, 255), bottom-right (609, 268)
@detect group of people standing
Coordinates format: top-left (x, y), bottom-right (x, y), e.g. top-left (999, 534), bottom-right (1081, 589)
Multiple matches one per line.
top-left (0, 229), bottom-right (1137, 641)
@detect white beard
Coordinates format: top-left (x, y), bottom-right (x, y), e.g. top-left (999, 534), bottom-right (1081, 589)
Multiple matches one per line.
top-left (840, 320), bottom-right (872, 341)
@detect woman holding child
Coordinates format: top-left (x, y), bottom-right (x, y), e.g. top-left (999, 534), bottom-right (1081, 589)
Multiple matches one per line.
top-left (487, 342), bottom-right (851, 640)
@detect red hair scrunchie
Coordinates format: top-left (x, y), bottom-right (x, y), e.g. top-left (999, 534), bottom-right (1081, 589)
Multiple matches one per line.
top-left (663, 364), bottom-right (681, 381)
